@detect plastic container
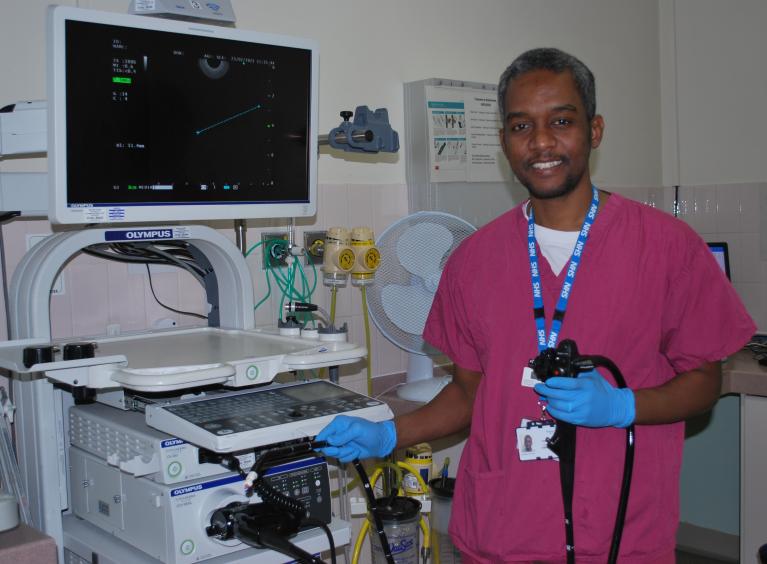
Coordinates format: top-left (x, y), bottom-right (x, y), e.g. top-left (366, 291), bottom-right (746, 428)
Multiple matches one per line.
top-left (429, 477), bottom-right (462, 564)
top-left (368, 496), bottom-right (422, 564)
top-left (403, 443), bottom-right (432, 495)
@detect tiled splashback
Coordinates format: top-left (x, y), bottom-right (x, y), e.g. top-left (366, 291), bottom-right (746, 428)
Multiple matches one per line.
top-left (0, 184), bottom-right (410, 392)
top-left (610, 183), bottom-right (766, 330)
top-left (0, 182), bottom-right (763, 392)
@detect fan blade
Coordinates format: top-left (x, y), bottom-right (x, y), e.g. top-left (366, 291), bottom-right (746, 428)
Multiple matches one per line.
top-left (381, 283), bottom-right (435, 335)
top-left (396, 223), bottom-right (454, 279)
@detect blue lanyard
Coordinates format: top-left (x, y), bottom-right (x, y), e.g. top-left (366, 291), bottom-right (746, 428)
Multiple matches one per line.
top-left (528, 186), bottom-right (600, 352)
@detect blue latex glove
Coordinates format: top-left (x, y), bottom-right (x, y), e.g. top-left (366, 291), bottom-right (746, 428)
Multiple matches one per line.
top-left (315, 415), bottom-right (397, 463)
top-left (534, 370), bottom-right (635, 428)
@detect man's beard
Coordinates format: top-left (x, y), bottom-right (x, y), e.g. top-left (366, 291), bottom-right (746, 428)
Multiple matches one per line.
top-left (516, 156), bottom-right (584, 200)
top-left (523, 171), bottom-right (581, 200)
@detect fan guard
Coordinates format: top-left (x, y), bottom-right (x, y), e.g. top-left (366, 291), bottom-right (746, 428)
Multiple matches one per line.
top-left (367, 211), bottom-right (476, 402)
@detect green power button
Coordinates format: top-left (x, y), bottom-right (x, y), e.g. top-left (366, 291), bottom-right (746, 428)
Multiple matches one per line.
top-left (167, 461), bottom-right (182, 478)
top-left (180, 539), bottom-right (195, 555)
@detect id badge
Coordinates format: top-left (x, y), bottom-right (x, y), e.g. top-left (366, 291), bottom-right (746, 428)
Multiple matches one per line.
top-left (516, 419), bottom-right (558, 461)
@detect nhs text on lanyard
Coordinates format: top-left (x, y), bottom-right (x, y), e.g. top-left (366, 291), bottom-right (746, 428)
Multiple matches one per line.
top-left (528, 186), bottom-right (599, 352)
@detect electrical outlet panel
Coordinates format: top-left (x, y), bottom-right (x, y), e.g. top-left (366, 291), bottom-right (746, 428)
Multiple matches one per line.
top-left (303, 230), bottom-right (327, 265)
top-left (261, 232), bottom-right (290, 269)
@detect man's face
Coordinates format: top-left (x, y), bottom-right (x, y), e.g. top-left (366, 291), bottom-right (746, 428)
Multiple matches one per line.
top-left (500, 69), bottom-right (603, 200)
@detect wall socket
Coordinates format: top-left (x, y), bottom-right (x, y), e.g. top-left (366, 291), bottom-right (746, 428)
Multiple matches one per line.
top-left (261, 232), bottom-right (290, 269)
top-left (303, 230), bottom-right (327, 265)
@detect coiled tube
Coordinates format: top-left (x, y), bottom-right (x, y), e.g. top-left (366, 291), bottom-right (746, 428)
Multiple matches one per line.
top-left (252, 478), bottom-right (307, 518)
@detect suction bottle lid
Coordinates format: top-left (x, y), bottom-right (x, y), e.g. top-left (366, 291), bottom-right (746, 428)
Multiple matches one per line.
top-left (429, 477), bottom-right (457, 499)
top-left (370, 496), bottom-right (421, 522)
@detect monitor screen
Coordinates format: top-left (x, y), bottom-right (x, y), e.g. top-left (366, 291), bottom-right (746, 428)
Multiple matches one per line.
top-left (707, 242), bottom-right (731, 280)
top-left (47, 6), bottom-right (318, 224)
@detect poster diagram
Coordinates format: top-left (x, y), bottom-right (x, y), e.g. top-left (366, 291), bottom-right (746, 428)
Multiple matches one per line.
top-left (426, 85), bottom-right (505, 183)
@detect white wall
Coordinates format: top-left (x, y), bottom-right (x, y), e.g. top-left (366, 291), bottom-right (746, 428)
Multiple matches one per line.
top-left (229, 0), bottom-right (663, 188)
top-left (0, 0), bottom-right (663, 347)
top-left (662, 0), bottom-right (767, 186)
top-left (659, 0), bottom-right (767, 543)
top-left (0, 0), bottom-right (662, 186)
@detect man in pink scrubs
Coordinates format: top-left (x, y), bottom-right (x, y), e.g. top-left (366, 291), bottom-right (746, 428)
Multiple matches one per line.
top-left (317, 48), bottom-right (755, 562)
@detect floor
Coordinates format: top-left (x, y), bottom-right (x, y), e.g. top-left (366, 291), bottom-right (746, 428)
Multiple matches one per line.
top-left (675, 549), bottom-right (738, 564)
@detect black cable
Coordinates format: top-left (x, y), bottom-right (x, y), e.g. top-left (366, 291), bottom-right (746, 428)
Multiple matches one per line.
top-left (83, 247), bottom-right (176, 265)
top-left (353, 459), bottom-right (395, 564)
top-left (211, 441), bottom-right (338, 564)
top-left (580, 355), bottom-right (635, 564)
top-left (248, 443), bottom-right (334, 563)
top-left (252, 479), bottom-right (306, 516)
top-left (303, 517), bottom-right (337, 564)
top-left (247, 442), bottom-right (321, 517)
top-left (533, 341), bottom-right (636, 564)
top-left (233, 508), bottom-right (319, 564)
top-left (145, 264), bottom-right (207, 320)
top-left (84, 241), bottom-right (207, 278)
top-left (140, 243), bottom-right (206, 284)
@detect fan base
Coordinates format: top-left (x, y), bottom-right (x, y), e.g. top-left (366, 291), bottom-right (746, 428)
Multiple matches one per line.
top-left (396, 376), bottom-right (451, 403)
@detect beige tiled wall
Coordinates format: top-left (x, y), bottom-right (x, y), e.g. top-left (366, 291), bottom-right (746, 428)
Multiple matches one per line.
top-left (610, 183), bottom-right (766, 331)
top-left (678, 182), bottom-right (766, 330)
top-left (0, 183), bottom-right (410, 392)
top-left (1, 182), bottom-right (763, 391)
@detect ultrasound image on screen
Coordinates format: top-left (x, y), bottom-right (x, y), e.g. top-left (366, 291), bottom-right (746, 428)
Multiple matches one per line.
top-left (65, 20), bottom-right (311, 207)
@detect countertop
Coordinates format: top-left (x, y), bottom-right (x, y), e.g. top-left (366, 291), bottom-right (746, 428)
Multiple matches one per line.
top-left (722, 349), bottom-right (767, 397)
top-left (0, 523), bottom-right (56, 563)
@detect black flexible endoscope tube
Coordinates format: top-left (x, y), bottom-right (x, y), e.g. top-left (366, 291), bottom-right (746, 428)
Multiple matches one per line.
top-left (353, 459), bottom-right (396, 564)
top-left (229, 440), bottom-right (338, 564)
top-left (302, 518), bottom-right (337, 564)
top-left (235, 516), bottom-right (320, 564)
top-left (581, 355), bottom-right (636, 564)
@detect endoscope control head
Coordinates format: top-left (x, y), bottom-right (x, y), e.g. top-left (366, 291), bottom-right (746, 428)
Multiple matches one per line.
top-left (530, 339), bottom-right (593, 382)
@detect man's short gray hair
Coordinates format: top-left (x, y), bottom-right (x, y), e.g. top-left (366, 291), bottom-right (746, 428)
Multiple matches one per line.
top-left (497, 47), bottom-right (596, 121)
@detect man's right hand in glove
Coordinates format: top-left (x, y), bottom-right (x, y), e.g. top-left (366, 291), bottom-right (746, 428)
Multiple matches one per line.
top-left (315, 415), bottom-right (397, 463)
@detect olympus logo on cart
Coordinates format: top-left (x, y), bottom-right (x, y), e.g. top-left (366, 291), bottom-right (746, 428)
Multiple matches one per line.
top-left (105, 229), bottom-right (174, 241)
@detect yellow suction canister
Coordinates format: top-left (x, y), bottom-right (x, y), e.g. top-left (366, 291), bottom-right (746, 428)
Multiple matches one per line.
top-left (403, 443), bottom-right (432, 496)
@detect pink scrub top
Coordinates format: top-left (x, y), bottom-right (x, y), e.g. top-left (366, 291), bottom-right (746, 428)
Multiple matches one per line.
top-left (423, 193), bottom-right (755, 563)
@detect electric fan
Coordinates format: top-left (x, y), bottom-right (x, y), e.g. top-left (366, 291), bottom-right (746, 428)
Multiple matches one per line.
top-left (367, 211), bottom-right (476, 402)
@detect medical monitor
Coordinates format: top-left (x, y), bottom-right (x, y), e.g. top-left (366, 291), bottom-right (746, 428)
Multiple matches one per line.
top-left (47, 6), bottom-right (318, 224)
top-left (707, 242), bottom-right (731, 280)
